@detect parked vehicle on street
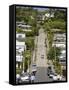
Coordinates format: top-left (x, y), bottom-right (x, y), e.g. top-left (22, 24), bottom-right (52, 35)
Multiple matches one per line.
top-left (47, 66), bottom-right (52, 76)
top-left (30, 74), bottom-right (35, 83)
top-left (32, 64), bottom-right (37, 75)
top-left (49, 72), bottom-right (62, 81)
top-left (52, 74), bottom-right (58, 81)
top-left (49, 72), bottom-right (55, 78)
top-left (16, 74), bottom-right (21, 84)
top-left (20, 73), bottom-right (30, 83)
top-left (41, 55), bottom-right (44, 59)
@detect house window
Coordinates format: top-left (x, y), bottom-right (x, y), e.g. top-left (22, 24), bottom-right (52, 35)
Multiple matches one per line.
top-left (18, 35), bottom-right (22, 38)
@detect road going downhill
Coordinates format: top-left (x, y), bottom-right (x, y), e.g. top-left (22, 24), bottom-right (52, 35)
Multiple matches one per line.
top-left (35, 28), bottom-right (53, 82)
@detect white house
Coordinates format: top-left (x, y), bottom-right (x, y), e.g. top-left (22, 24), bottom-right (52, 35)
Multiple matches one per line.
top-left (59, 57), bottom-right (66, 66)
top-left (61, 50), bottom-right (66, 54)
top-left (17, 24), bottom-right (32, 32)
top-left (16, 21), bottom-right (26, 26)
top-left (53, 33), bottom-right (66, 42)
top-left (16, 55), bottom-right (23, 69)
top-left (16, 55), bottom-right (23, 62)
top-left (58, 49), bottom-right (66, 66)
top-left (16, 33), bottom-right (25, 40)
top-left (52, 33), bottom-right (66, 48)
top-left (45, 13), bottom-right (54, 18)
top-left (16, 40), bottom-right (26, 52)
top-left (52, 43), bottom-right (65, 48)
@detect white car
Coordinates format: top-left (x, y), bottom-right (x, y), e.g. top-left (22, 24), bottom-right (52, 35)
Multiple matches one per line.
top-left (49, 74), bottom-right (54, 78)
top-left (21, 76), bottom-right (29, 81)
top-left (52, 74), bottom-right (62, 81)
top-left (57, 75), bottom-right (62, 80)
top-left (49, 72), bottom-right (56, 78)
top-left (20, 73), bottom-right (30, 82)
top-left (53, 75), bottom-right (58, 81)
top-left (32, 64), bottom-right (37, 73)
top-left (49, 73), bottom-right (59, 81)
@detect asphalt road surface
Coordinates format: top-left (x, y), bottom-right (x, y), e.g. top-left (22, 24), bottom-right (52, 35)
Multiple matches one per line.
top-left (34, 28), bottom-right (53, 82)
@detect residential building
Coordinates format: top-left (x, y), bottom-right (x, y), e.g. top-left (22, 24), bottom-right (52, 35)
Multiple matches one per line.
top-left (16, 55), bottom-right (23, 69)
top-left (52, 32), bottom-right (66, 77)
top-left (16, 33), bottom-right (25, 41)
top-left (17, 24), bottom-right (32, 32)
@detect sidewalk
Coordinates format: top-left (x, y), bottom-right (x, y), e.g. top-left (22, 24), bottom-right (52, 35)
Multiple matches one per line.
top-left (28, 36), bottom-right (38, 73)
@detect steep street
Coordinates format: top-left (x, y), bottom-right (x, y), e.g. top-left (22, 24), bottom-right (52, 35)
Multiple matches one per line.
top-left (35, 28), bottom-right (53, 82)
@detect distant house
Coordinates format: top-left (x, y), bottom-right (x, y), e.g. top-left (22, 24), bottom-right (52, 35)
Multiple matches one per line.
top-left (59, 57), bottom-right (66, 66)
top-left (44, 13), bottom-right (54, 19)
top-left (16, 40), bottom-right (26, 53)
top-left (17, 24), bottom-right (32, 32)
top-left (16, 40), bottom-right (26, 70)
top-left (16, 55), bottom-right (23, 62)
top-left (52, 32), bottom-right (66, 77)
top-left (52, 33), bottom-right (66, 48)
top-left (16, 33), bottom-right (25, 41)
top-left (52, 32), bottom-right (66, 66)
top-left (16, 21), bottom-right (26, 26)
top-left (57, 50), bottom-right (66, 73)
top-left (16, 21), bottom-right (32, 32)
top-left (61, 50), bottom-right (66, 54)
top-left (37, 14), bottom-right (43, 21)
top-left (37, 14), bottom-right (45, 24)
top-left (53, 33), bottom-right (66, 42)
top-left (52, 43), bottom-right (65, 48)
top-left (16, 55), bottom-right (23, 69)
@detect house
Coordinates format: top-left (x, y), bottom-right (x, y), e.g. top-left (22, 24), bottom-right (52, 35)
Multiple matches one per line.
top-left (59, 57), bottom-right (66, 66)
top-left (16, 21), bottom-right (26, 26)
top-left (53, 33), bottom-right (66, 42)
top-left (44, 13), bottom-right (54, 19)
top-left (37, 14), bottom-right (43, 21)
top-left (52, 32), bottom-right (66, 77)
top-left (52, 43), bottom-right (65, 48)
top-left (17, 24), bottom-right (32, 32)
top-left (16, 40), bottom-right (26, 52)
top-left (16, 33), bottom-right (25, 41)
top-left (16, 55), bottom-right (23, 69)
top-left (37, 14), bottom-right (45, 24)
top-left (16, 55), bottom-right (23, 62)
top-left (16, 40), bottom-right (26, 70)
top-left (52, 33), bottom-right (66, 48)
top-left (60, 50), bottom-right (66, 54)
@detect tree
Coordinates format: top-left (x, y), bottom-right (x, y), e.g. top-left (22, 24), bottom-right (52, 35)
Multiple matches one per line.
top-left (24, 50), bottom-right (31, 72)
top-left (54, 9), bottom-right (66, 21)
top-left (16, 28), bottom-right (23, 33)
top-left (25, 38), bottom-right (34, 50)
top-left (47, 47), bottom-right (61, 61)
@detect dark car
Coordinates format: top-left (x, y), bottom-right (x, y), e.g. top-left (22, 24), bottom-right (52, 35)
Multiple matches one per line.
top-left (20, 73), bottom-right (30, 83)
top-left (31, 64), bottom-right (37, 75)
top-left (47, 66), bottom-right (52, 76)
top-left (41, 55), bottom-right (44, 59)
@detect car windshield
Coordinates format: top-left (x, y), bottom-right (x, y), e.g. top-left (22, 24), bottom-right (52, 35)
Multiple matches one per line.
top-left (21, 73), bottom-right (29, 77)
top-left (32, 64), bottom-right (36, 66)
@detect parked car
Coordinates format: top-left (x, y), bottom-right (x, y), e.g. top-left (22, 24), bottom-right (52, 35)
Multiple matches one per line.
top-left (49, 73), bottom-right (62, 81)
top-left (47, 66), bottom-right (52, 76)
top-left (57, 75), bottom-right (62, 80)
top-left (41, 55), bottom-right (44, 59)
top-left (49, 73), bottom-right (57, 78)
top-left (20, 73), bottom-right (30, 83)
top-left (49, 72), bottom-right (54, 78)
top-left (30, 75), bottom-right (35, 83)
top-left (52, 74), bottom-right (58, 81)
top-left (32, 64), bottom-right (37, 75)
top-left (16, 74), bottom-right (21, 84)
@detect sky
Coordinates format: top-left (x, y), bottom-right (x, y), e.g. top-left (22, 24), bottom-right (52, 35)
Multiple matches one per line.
top-left (33, 7), bottom-right (49, 11)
